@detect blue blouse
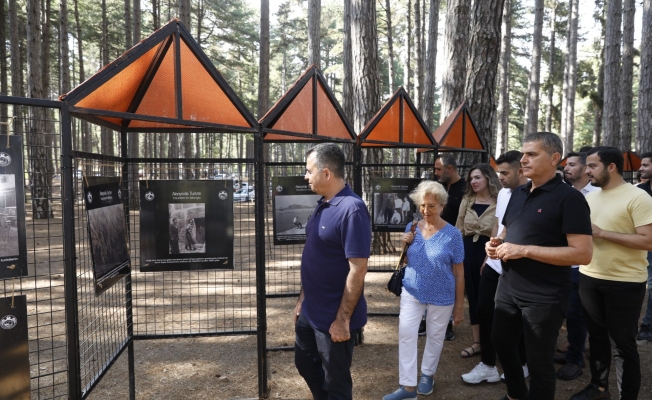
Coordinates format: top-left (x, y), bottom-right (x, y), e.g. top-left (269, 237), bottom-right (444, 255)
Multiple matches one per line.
top-left (402, 222), bottom-right (465, 305)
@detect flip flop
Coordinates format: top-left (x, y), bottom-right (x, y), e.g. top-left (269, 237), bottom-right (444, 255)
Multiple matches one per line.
top-left (460, 343), bottom-right (481, 358)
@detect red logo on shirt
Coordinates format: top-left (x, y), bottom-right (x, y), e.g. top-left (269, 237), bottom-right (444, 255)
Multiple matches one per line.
top-left (538, 209), bottom-right (542, 213)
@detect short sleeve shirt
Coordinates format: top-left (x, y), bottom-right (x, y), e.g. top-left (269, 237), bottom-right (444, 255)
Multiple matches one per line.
top-left (440, 178), bottom-right (466, 225)
top-left (501, 174), bottom-right (592, 303)
top-left (402, 222), bottom-right (464, 305)
top-left (300, 184), bottom-right (371, 331)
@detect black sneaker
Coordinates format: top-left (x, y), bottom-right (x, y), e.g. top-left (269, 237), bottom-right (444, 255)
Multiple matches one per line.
top-left (418, 319), bottom-right (427, 336)
top-left (556, 363), bottom-right (583, 380)
top-left (570, 383), bottom-right (610, 400)
top-left (445, 321), bottom-right (455, 341)
top-left (636, 324), bottom-right (652, 342)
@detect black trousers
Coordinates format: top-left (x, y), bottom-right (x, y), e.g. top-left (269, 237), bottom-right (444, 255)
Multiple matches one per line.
top-left (477, 267), bottom-right (526, 367)
top-left (579, 273), bottom-right (646, 400)
top-left (492, 279), bottom-right (566, 400)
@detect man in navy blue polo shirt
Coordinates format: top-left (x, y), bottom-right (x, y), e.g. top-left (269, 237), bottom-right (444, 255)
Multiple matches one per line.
top-left (486, 132), bottom-right (593, 400)
top-left (294, 143), bottom-right (371, 400)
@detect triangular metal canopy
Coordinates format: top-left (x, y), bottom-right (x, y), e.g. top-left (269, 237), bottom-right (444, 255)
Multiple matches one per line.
top-left (420, 102), bottom-right (487, 153)
top-left (623, 150), bottom-right (642, 171)
top-left (59, 19), bottom-right (257, 133)
top-left (358, 87), bottom-right (436, 149)
top-left (259, 65), bottom-right (356, 142)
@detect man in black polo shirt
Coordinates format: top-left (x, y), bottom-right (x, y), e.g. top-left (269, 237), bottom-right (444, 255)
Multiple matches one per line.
top-left (486, 132), bottom-right (593, 400)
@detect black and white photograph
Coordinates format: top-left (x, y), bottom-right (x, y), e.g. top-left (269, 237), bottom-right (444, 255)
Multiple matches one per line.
top-left (0, 135), bottom-right (28, 280)
top-left (0, 295), bottom-right (31, 400)
top-left (84, 177), bottom-right (131, 295)
top-left (140, 180), bottom-right (234, 272)
top-left (371, 178), bottom-right (421, 232)
top-left (272, 176), bottom-right (321, 245)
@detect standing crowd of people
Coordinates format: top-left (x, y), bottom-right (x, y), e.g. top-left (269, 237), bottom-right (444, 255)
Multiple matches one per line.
top-left (291, 136), bottom-right (652, 400)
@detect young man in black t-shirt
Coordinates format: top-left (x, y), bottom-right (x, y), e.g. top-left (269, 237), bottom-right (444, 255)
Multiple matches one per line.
top-left (486, 132), bottom-right (593, 400)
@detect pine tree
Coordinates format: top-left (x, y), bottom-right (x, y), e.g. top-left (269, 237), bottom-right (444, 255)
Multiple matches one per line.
top-left (636, 0), bottom-right (651, 152)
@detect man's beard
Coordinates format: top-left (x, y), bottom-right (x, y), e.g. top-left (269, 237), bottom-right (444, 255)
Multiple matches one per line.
top-left (591, 169), bottom-right (610, 187)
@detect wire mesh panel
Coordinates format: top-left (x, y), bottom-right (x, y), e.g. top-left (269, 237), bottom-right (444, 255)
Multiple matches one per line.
top-left (0, 100), bottom-right (69, 398)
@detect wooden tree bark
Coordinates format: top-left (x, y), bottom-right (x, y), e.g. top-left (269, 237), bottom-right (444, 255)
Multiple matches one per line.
top-left (179, 0), bottom-right (190, 27)
top-left (414, 0), bottom-right (422, 109)
top-left (257, 0), bottom-right (270, 119)
top-left (342, 0), bottom-right (353, 122)
top-left (464, 0), bottom-right (505, 157)
top-left (593, 1), bottom-right (606, 147)
top-left (405, 0), bottom-right (412, 94)
top-left (637, 0), bottom-right (652, 152)
top-left (523, 0), bottom-right (544, 136)
top-left (308, 0), bottom-right (320, 67)
top-left (422, 0), bottom-right (441, 130)
top-left (560, 0), bottom-right (579, 153)
top-left (384, 0), bottom-right (395, 94)
top-left (495, 0), bottom-right (511, 156)
top-left (619, 0), bottom-right (635, 150)
top-left (134, 0), bottom-right (141, 43)
top-left (125, 0), bottom-right (132, 49)
top-left (60, 0), bottom-right (70, 95)
top-left (73, 0), bottom-right (90, 161)
top-left (152, 0), bottom-right (159, 30)
top-left (602, 0), bottom-right (622, 147)
top-left (440, 0), bottom-right (471, 123)
top-left (545, 2), bottom-right (557, 132)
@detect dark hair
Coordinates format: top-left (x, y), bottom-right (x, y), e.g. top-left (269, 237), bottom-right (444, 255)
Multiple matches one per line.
top-left (586, 146), bottom-right (624, 175)
top-left (640, 152), bottom-right (652, 162)
top-left (523, 131), bottom-right (563, 157)
top-left (435, 153), bottom-right (458, 170)
top-left (464, 163), bottom-right (502, 198)
top-left (306, 143), bottom-right (345, 178)
top-left (495, 150), bottom-right (523, 168)
top-left (566, 151), bottom-right (587, 166)
top-left (579, 146), bottom-right (593, 153)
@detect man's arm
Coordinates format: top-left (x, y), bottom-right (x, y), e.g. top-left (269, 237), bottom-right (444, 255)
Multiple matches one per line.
top-left (592, 223), bottom-right (652, 251)
top-left (494, 233), bottom-right (593, 266)
top-left (329, 257), bottom-right (368, 342)
top-left (294, 287), bottom-right (305, 324)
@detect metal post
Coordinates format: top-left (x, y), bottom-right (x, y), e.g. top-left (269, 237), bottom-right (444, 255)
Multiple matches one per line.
top-left (353, 143), bottom-right (362, 196)
top-left (416, 151), bottom-right (421, 179)
top-left (255, 125), bottom-right (269, 398)
top-left (61, 104), bottom-right (83, 399)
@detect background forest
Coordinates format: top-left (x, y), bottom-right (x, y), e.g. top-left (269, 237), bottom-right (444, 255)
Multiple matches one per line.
top-left (1, 0), bottom-right (651, 162)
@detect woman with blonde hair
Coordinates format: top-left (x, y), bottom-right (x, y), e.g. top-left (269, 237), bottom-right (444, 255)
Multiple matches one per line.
top-left (384, 181), bottom-right (465, 400)
top-left (456, 163), bottom-right (501, 359)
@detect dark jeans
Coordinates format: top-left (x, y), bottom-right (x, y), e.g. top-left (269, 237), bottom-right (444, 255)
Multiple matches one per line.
top-left (295, 312), bottom-right (358, 400)
top-left (492, 279), bottom-right (566, 400)
top-left (565, 268), bottom-right (587, 366)
top-left (477, 267), bottom-right (527, 367)
top-left (579, 273), bottom-right (646, 400)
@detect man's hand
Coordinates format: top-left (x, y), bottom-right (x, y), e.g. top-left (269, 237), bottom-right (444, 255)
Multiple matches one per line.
top-left (495, 242), bottom-right (528, 261)
top-left (452, 305), bottom-right (464, 328)
top-left (329, 319), bottom-right (350, 342)
top-left (294, 289), bottom-right (305, 324)
top-left (485, 237), bottom-right (503, 259)
top-left (591, 223), bottom-right (603, 239)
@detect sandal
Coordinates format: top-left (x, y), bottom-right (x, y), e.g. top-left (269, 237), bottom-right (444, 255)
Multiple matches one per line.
top-left (460, 342), bottom-right (481, 358)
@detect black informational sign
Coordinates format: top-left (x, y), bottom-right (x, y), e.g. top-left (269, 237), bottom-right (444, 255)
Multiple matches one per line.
top-left (371, 178), bottom-right (421, 232)
top-left (0, 136), bottom-right (27, 280)
top-left (83, 178), bottom-right (130, 295)
top-left (139, 180), bottom-right (234, 272)
top-left (272, 176), bottom-right (321, 245)
top-left (0, 295), bottom-right (31, 400)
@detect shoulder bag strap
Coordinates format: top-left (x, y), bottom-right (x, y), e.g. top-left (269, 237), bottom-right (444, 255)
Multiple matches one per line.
top-left (396, 219), bottom-right (419, 270)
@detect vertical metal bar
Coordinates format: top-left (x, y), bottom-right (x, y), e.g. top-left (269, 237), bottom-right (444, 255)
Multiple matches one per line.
top-left (174, 30), bottom-right (183, 119)
top-left (255, 124), bottom-right (269, 398)
top-left (399, 96), bottom-right (404, 144)
top-left (353, 143), bottom-right (362, 196)
top-left (61, 103), bottom-right (83, 399)
top-left (312, 74), bottom-right (318, 137)
top-left (416, 152), bottom-right (421, 179)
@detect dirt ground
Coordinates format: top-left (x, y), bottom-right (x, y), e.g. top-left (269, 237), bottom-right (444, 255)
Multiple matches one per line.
top-left (86, 271), bottom-right (652, 400)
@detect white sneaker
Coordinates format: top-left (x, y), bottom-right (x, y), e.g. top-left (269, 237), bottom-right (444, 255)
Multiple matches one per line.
top-left (500, 364), bottom-right (529, 382)
top-left (461, 362), bottom-right (501, 384)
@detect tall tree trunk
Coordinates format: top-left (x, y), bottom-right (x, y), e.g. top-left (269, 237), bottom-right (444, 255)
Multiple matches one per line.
top-left (152, 0), bottom-right (159, 30)
top-left (405, 0), bottom-right (412, 95)
top-left (414, 0), bottom-right (422, 109)
top-left (602, 0), bottom-right (622, 147)
top-left (495, 0), bottom-right (511, 156)
top-left (464, 0), bottom-right (505, 157)
top-left (60, 0), bottom-right (70, 95)
top-left (308, 0), bottom-right (320, 67)
top-left (440, 0), bottom-right (471, 123)
top-left (178, 0), bottom-right (191, 178)
top-left (523, 0), bottom-right (544, 136)
top-left (74, 0), bottom-right (90, 161)
top-left (0, 0), bottom-right (6, 134)
top-left (178, 0), bottom-right (190, 27)
top-left (101, 0), bottom-right (113, 162)
top-left (384, 0), bottom-right (395, 94)
top-left (342, 0), bottom-right (353, 122)
top-left (561, 0), bottom-right (579, 154)
top-left (619, 0), bottom-right (635, 151)
top-left (9, 0), bottom-right (22, 134)
top-left (125, 0), bottom-right (132, 49)
top-left (637, 0), bottom-right (652, 152)
top-left (545, 2), bottom-right (556, 132)
top-left (134, 0), bottom-right (141, 43)
top-left (258, 0), bottom-right (269, 119)
top-left (422, 0), bottom-right (440, 130)
top-left (593, 1), bottom-right (606, 147)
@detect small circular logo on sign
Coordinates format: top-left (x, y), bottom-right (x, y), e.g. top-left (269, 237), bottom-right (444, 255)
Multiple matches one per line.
top-left (275, 185), bottom-right (283, 193)
top-left (118, 189), bottom-right (122, 200)
top-left (86, 191), bottom-right (93, 204)
top-left (0, 153), bottom-right (11, 167)
top-left (0, 315), bottom-right (17, 330)
top-left (375, 184), bottom-right (381, 191)
top-left (145, 191), bottom-right (155, 201)
top-left (218, 190), bottom-right (228, 200)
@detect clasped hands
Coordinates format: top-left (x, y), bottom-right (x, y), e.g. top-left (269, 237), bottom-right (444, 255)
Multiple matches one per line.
top-left (485, 237), bottom-right (527, 261)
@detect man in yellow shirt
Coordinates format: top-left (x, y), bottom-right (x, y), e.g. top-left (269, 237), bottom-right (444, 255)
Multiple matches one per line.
top-left (570, 147), bottom-right (652, 400)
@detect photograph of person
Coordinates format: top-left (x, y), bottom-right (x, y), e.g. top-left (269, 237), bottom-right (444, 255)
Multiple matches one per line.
top-left (168, 204), bottom-right (206, 254)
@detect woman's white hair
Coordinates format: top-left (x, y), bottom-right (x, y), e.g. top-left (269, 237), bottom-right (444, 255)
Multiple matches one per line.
top-left (409, 180), bottom-right (448, 206)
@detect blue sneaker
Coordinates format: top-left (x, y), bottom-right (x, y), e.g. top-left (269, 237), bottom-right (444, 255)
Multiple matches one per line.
top-left (383, 386), bottom-right (417, 400)
top-left (417, 373), bottom-right (434, 395)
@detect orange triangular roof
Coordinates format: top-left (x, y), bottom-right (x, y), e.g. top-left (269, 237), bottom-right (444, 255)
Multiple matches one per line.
top-left (260, 65), bottom-right (355, 142)
top-left (358, 87), bottom-right (436, 148)
top-left (559, 157), bottom-right (567, 167)
top-left (425, 102), bottom-right (487, 152)
top-left (60, 19), bottom-right (256, 133)
top-left (490, 156), bottom-right (497, 170)
top-left (623, 150), bottom-right (641, 171)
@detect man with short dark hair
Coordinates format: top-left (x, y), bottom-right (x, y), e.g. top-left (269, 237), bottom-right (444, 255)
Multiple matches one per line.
top-left (487, 132), bottom-right (593, 400)
top-left (169, 217), bottom-right (179, 254)
top-left (294, 143), bottom-right (371, 400)
top-left (636, 152), bottom-right (652, 343)
top-left (570, 146), bottom-right (652, 400)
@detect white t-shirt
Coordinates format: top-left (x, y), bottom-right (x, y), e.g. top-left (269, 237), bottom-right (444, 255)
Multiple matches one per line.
top-left (570, 182), bottom-right (600, 268)
top-left (485, 188), bottom-right (512, 274)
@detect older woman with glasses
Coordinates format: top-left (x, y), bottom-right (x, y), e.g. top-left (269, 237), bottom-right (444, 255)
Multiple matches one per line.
top-left (384, 181), bottom-right (465, 400)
